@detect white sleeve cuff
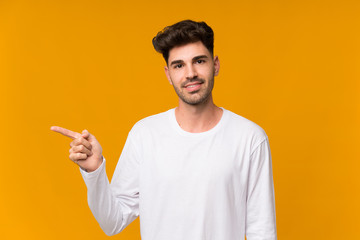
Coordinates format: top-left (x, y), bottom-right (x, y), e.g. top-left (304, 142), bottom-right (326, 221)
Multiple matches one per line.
top-left (80, 157), bottom-right (106, 181)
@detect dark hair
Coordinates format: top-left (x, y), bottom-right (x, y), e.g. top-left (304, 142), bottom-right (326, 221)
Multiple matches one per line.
top-left (152, 20), bottom-right (214, 64)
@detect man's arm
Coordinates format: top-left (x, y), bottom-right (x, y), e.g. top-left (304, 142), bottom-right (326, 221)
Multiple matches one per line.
top-left (246, 138), bottom-right (277, 240)
top-left (51, 126), bottom-right (139, 236)
top-left (80, 132), bottom-right (140, 236)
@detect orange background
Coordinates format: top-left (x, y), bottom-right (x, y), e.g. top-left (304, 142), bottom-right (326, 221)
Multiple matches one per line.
top-left (1, 0), bottom-right (359, 239)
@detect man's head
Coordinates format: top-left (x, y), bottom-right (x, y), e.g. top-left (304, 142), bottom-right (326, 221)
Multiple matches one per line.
top-left (152, 20), bottom-right (214, 65)
top-left (153, 20), bottom-right (219, 106)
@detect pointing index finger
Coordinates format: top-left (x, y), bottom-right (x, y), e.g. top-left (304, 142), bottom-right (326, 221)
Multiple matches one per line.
top-left (50, 126), bottom-right (81, 139)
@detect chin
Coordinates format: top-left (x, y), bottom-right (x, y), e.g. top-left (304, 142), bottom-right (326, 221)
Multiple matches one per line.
top-left (183, 94), bottom-right (211, 106)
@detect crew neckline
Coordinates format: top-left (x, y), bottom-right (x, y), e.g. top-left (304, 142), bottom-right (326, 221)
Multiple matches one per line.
top-left (168, 107), bottom-right (228, 137)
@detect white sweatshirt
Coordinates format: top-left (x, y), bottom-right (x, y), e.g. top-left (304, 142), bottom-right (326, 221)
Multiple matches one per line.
top-left (80, 108), bottom-right (277, 240)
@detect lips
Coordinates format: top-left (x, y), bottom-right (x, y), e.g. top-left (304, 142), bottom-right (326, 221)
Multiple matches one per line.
top-left (182, 79), bottom-right (205, 92)
top-left (184, 82), bottom-right (203, 88)
top-left (183, 81), bottom-right (204, 92)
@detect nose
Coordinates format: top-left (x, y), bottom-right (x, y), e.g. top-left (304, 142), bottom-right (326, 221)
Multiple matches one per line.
top-left (185, 64), bottom-right (198, 80)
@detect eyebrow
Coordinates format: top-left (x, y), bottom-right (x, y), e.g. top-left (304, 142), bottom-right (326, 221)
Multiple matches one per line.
top-left (193, 55), bottom-right (209, 61)
top-left (170, 55), bottom-right (209, 67)
top-left (170, 59), bottom-right (184, 67)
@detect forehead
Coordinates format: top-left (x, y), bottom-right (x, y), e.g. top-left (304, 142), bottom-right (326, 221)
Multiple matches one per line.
top-left (168, 41), bottom-right (211, 62)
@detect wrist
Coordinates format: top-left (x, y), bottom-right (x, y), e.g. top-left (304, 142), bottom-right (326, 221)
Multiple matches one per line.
top-left (85, 156), bottom-right (104, 173)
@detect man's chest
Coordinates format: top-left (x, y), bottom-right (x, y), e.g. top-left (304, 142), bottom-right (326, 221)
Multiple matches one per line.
top-left (139, 134), bottom-right (251, 193)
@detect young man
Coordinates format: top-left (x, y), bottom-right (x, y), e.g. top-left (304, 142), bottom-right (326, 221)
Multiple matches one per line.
top-left (51, 20), bottom-right (277, 240)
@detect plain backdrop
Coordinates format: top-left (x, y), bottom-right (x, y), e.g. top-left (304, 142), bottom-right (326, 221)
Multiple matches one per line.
top-left (1, 0), bottom-right (359, 239)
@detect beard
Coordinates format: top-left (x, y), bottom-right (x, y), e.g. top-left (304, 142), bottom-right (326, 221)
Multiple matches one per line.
top-left (171, 77), bottom-right (214, 105)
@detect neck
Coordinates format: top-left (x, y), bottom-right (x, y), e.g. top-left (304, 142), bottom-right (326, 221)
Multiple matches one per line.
top-left (175, 95), bottom-right (223, 133)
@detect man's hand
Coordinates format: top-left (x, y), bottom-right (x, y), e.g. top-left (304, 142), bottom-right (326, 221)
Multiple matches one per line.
top-left (51, 126), bottom-right (103, 172)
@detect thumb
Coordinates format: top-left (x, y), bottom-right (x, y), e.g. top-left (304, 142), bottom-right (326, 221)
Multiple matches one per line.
top-left (81, 129), bottom-right (90, 139)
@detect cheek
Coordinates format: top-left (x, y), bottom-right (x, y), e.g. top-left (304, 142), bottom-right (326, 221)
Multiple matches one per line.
top-left (200, 71), bottom-right (212, 80)
top-left (169, 72), bottom-right (183, 84)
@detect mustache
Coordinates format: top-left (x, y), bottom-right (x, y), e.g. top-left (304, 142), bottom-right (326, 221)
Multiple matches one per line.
top-left (181, 78), bottom-right (205, 88)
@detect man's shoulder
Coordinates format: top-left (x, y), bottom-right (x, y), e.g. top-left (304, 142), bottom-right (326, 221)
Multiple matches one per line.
top-left (137, 109), bottom-right (172, 126)
top-left (129, 109), bottom-right (173, 135)
top-left (224, 108), bottom-right (268, 141)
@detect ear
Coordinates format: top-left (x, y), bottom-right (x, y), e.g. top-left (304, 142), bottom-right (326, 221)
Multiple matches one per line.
top-left (213, 56), bottom-right (220, 76)
top-left (164, 66), bottom-right (173, 85)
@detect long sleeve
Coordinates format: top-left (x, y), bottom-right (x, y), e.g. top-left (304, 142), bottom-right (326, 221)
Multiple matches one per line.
top-left (80, 133), bottom-right (140, 236)
top-left (246, 138), bottom-right (277, 240)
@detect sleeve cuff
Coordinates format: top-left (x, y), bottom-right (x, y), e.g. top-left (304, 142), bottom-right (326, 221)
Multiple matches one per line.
top-left (80, 157), bottom-right (106, 180)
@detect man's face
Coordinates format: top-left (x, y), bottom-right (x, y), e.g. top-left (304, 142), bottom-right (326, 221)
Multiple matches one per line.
top-left (165, 41), bottom-right (220, 106)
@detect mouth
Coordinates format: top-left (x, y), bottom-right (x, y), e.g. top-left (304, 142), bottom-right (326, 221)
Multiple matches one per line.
top-left (183, 80), bottom-right (204, 92)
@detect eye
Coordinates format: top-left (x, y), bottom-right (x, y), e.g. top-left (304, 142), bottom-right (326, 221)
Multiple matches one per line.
top-left (196, 59), bottom-right (205, 64)
top-left (174, 64), bottom-right (183, 69)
